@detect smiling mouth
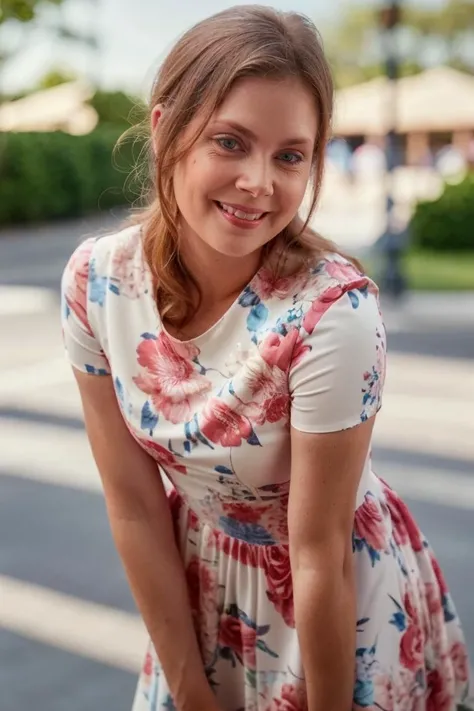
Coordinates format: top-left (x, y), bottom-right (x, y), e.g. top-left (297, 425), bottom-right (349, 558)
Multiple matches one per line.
top-left (215, 201), bottom-right (267, 222)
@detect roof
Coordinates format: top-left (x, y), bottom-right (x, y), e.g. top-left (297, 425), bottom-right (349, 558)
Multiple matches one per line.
top-left (333, 66), bottom-right (474, 136)
top-left (0, 81), bottom-right (98, 134)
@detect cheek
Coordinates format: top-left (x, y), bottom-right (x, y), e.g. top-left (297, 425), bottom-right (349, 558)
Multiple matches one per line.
top-left (173, 160), bottom-right (205, 217)
top-left (281, 175), bottom-right (309, 211)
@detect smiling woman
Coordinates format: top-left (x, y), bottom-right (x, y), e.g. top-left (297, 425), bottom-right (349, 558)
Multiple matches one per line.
top-left (60, 5), bottom-right (471, 711)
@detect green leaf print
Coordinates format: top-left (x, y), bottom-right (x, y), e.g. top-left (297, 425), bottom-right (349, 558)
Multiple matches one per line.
top-left (256, 638), bottom-right (279, 658)
top-left (245, 668), bottom-right (258, 689)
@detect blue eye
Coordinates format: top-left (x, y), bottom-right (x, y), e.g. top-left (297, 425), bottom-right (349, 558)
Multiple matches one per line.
top-left (217, 137), bottom-right (240, 151)
top-left (279, 152), bottom-right (303, 164)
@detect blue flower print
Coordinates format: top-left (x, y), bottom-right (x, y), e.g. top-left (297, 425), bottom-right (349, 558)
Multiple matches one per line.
top-left (85, 364), bottom-right (109, 375)
top-left (246, 302), bottom-right (269, 334)
top-left (353, 677), bottom-right (375, 707)
top-left (238, 285), bottom-right (261, 308)
top-left (218, 517), bottom-right (276, 545)
top-left (88, 259), bottom-right (108, 307)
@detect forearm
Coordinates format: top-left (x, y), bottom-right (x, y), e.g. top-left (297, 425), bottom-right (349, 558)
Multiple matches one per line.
top-left (111, 513), bottom-right (216, 711)
top-left (293, 564), bottom-right (355, 711)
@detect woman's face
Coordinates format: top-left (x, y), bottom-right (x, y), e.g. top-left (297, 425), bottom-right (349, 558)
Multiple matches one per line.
top-left (167, 76), bottom-right (318, 261)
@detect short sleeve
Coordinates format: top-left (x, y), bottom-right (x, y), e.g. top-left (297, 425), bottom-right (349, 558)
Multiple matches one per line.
top-left (289, 290), bottom-right (386, 433)
top-left (61, 238), bottom-right (111, 375)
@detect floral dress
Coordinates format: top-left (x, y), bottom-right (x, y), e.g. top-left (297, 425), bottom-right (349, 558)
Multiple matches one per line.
top-left (61, 225), bottom-right (470, 711)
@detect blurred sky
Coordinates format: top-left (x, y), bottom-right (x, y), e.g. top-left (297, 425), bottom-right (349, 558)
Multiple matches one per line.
top-left (1, 0), bottom-right (447, 96)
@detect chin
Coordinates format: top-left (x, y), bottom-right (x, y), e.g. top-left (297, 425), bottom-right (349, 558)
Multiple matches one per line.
top-left (208, 236), bottom-right (269, 259)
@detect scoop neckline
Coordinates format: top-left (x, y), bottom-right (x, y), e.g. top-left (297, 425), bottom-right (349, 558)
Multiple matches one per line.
top-left (140, 235), bottom-right (265, 345)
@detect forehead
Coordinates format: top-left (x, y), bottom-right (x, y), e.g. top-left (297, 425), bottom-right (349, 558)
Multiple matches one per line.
top-left (211, 76), bottom-right (318, 143)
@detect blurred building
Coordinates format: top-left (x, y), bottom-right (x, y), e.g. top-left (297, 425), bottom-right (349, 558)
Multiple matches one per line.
top-left (0, 81), bottom-right (98, 135)
top-left (333, 66), bottom-right (474, 166)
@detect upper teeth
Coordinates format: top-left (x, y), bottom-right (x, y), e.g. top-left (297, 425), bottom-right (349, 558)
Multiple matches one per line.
top-left (219, 202), bottom-right (263, 221)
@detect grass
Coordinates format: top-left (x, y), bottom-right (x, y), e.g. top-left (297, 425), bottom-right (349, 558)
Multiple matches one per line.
top-left (403, 250), bottom-right (474, 292)
top-left (367, 250), bottom-right (474, 292)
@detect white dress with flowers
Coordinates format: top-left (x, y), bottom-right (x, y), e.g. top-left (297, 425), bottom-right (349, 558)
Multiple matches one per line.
top-left (61, 225), bottom-right (470, 711)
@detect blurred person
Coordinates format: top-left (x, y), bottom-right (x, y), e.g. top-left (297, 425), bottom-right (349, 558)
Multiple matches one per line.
top-left (435, 144), bottom-right (467, 180)
top-left (60, 6), bottom-right (470, 711)
top-left (326, 137), bottom-right (354, 183)
top-left (352, 140), bottom-right (386, 180)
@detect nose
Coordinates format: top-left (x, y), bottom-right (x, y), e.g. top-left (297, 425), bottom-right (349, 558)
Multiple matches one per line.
top-left (235, 155), bottom-right (274, 198)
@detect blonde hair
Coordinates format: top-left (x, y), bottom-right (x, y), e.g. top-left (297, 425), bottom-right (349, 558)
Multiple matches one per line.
top-left (127, 4), bottom-right (359, 327)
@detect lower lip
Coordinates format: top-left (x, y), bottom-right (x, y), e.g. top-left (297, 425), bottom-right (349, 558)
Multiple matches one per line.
top-left (215, 202), bottom-right (266, 230)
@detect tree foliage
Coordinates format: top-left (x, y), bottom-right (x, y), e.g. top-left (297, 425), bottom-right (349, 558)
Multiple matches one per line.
top-left (325, 0), bottom-right (474, 88)
top-left (0, 0), bottom-right (64, 25)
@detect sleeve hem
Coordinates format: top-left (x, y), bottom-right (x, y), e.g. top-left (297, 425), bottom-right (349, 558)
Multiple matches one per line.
top-left (65, 357), bottom-right (112, 376)
top-left (290, 403), bottom-right (382, 434)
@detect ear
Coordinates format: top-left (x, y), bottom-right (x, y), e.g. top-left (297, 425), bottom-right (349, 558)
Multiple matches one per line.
top-left (151, 104), bottom-right (165, 155)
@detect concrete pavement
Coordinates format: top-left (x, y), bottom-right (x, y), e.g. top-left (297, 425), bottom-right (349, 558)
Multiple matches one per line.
top-left (0, 209), bottom-right (473, 710)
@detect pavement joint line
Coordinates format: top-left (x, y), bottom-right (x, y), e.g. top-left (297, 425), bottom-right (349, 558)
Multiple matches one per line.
top-left (0, 357), bottom-right (71, 394)
top-left (0, 285), bottom-right (57, 316)
top-left (0, 574), bottom-right (147, 674)
top-left (1, 447), bottom-right (473, 510)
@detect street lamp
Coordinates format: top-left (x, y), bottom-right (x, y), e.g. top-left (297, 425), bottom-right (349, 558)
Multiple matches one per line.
top-left (377, 0), bottom-right (407, 299)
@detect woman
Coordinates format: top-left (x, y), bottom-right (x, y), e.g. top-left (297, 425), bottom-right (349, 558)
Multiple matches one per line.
top-left (61, 6), bottom-right (470, 710)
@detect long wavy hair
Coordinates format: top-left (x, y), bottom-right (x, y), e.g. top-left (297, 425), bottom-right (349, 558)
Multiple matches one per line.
top-left (126, 4), bottom-right (358, 327)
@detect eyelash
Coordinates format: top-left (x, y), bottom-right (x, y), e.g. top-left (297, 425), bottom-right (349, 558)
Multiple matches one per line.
top-left (214, 136), bottom-right (304, 165)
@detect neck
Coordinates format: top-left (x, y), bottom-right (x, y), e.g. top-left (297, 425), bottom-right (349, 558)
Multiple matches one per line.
top-left (180, 238), bottom-right (262, 307)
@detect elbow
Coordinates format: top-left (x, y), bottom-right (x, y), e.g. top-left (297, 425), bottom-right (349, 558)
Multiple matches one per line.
top-left (290, 531), bottom-right (354, 582)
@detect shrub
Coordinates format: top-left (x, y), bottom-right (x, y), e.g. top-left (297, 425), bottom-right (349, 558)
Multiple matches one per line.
top-left (410, 173), bottom-right (474, 252)
top-left (89, 90), bottom-right (145, 129)
top-left (0, 127), bottom-right (146, 224)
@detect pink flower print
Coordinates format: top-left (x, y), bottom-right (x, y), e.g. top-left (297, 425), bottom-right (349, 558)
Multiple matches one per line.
top-left (400, 623), bottom-right (424, 672)
top-left (222, 501), bottom-right (271, 525)
top-left (142, 649), bottom-right (153, 678)
top-left (261, 545), bottom-right (294, 628)
top-left (430, 552), bottom-right (449, 596)
top-left (325, 260), bottom-right (362, 282)
top-left (302, 285), bottom-right (344, 335)
top-left (424, 582), bottom-right (443, 617)
top-left (64, 239), bottom-right (95, 335)
top-left (383, 483), bottom-right (424, 552)
top-left (354, 493), bottom-right (388, 551)
top-left (243, 360), bottom-right (290, 426)
top-left (186, 555), bottom-right (218, 615)
top-left (252, 267), bottom-right (309, 300)
top-left (187, 508), bottom-right (200, 532)
top-left (403, 587), bottom-right (421, 628)
top-left (212, 530), bottom-right (260, 567)
top-left (259, 328), bottom-right (309, 372)
top-left (186, 556), bottom-right (219, 665)
top-left (133, 333), bottom-right (212, 424)
top-left (426, 669), bottom-right (454, 711)
top-left (372, 673), bottom-right (394, 711)
top-left (264, 682), bottom-right (307, 711)
top-left (218, 613), bottom-right (257, 669)
top-left (253, 268), bottom-right (290, 300)
top-left (200, 398), bottom-right (252, 447)
top-left (111, 239), bottom-right (147, 298)
top-left (139, 438), bottom-right (187, 475)
top-left (450, 641), bottom-right (470, 684)
top-left (140, 646), bottom-right (154, 695)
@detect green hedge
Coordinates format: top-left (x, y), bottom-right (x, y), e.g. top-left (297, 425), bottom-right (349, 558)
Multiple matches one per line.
top-left (89, 90), bottom-right (145, 129)
top-left (0, 127), bottom-right (145, 224)
top-left (410, 173), bottom-right (474, 252)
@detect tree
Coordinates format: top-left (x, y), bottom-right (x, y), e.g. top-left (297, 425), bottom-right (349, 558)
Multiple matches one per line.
top-left (0, 0), bottom-right (64, 25)
top-left (37, 68), bottom-right (77, 89)
top-left (0, 0), bottom-right (99, 102)
top-left (325, 0), bottom-right (474, 88)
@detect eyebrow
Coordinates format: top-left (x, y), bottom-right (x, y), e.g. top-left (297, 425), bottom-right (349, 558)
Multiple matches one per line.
top-left (211, 120), bottom-right (314, 148)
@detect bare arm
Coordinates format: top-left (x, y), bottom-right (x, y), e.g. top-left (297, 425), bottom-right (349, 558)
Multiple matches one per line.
top-left (74, 370), bottom-right (218, 711)
top-left (289, 417), bottom-right (375, 711)
top-left (287, 285), bottom-right (386, 710)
